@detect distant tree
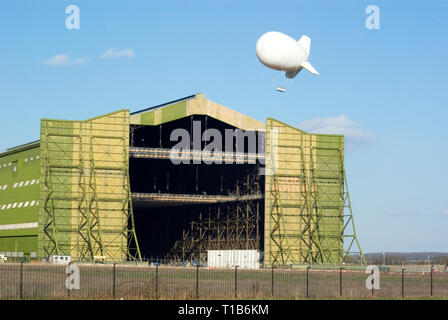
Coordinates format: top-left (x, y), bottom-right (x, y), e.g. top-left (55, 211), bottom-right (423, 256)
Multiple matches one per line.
top-left (384, 255), bottom-right (405, 265)
top-left (365, 256), bottom-right (382, 265)
top-left (432, 255), bottom-right (448, 265)
top-left (344, 255), bottom-right (363, 264)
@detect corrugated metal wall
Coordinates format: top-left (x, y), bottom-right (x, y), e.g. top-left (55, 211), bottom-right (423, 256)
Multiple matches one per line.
top-left (0, 145), bottom-right (40, 258)
top-left (314, 134), bottom-right (344, 263)
top-left (264, 118), bottom-right (344, 266)
top-left (38, 110), bottom-right (137, 261)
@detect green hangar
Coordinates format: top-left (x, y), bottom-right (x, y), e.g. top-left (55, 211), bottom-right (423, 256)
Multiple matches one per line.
top-left (0, 93), bottom-right (365, 266)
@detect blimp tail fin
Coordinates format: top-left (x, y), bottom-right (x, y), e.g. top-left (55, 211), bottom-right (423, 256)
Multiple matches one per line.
top-left (301, 61), bottom-right (319, 76)
top-left (298, 35), bottom-right (311, 55)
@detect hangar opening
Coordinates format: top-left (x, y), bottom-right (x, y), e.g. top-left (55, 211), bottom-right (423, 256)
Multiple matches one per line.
top-left (128, 115), bottom-right (265, 261)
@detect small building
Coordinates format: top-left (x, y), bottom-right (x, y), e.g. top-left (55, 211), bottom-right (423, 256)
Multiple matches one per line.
top-left (207, 250), bottom-right (260, 269)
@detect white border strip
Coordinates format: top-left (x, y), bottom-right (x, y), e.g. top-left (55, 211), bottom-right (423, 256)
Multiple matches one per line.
top-left (0, 222), bottom-right (38, 230)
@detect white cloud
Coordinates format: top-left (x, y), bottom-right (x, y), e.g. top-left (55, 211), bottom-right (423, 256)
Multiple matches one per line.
top-left (43, 54), bottom-right (70, 66)
top-left (71, 57), bottom-right (89, 65)
top-left (42, 54), bottom-right (88, 66)
top-left (297, 115), bottom-right (372, 148)
top-left (100, 48), bottom-right (135, 60)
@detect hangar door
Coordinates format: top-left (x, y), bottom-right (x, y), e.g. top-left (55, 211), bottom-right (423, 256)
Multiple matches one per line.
top-left (264, 118), bottom-right (344, 266)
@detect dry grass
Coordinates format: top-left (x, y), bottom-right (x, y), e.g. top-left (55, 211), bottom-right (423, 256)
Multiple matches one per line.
top-left (0, 263), bottom-right (447, 300)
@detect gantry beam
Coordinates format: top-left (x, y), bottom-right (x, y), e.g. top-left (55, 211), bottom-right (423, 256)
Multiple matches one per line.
top-left (132, 192), bottom-right (263, 207)
top-left (129, 147), bottom-right (265, 164)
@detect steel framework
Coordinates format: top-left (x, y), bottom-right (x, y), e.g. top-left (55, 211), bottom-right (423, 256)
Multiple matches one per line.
top-left (131, 192), bottom-right (262, 207)
top-left (38, 110), bottom-right (141, 262)
top-left (168, 199), bottom-right (262, 261)
top-left (265, 118), bottom-right (365, 266)
top-left (129, 147), bottom-right (265, 164)
top-left (163, 165), bottom-right (264, 262)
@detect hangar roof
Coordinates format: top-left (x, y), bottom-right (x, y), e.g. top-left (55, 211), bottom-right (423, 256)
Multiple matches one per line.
top-left (130, 93), bottom-right (265, 131)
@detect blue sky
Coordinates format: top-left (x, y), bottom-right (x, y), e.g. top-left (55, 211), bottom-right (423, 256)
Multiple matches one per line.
top-left (0, 0), bottom-right (447, 253)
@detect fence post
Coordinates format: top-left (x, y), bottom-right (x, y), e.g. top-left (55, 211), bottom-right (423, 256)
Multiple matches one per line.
top-left (196, 265), bottom-right (199, 299)
top-left (113, 263), bottom-right (116, 299)
top-left (430, 265), bottom-right (433, 297)
top-left (339, 268), bottom-right (343, 297)
top-left (20, 261), bottom-right (23, 300)
top-left (401, 268), bottom-right (405, 298)
top-left (271, 266), bottom-right (274, 297)
top-left (234, 266), bottom-right (238, 299)
top-left (155, 264), bottom-right (159, 300)
top-left (306, 266), bottom-right (310, 298)
top-left (68, 262), bottom-right (71, 298)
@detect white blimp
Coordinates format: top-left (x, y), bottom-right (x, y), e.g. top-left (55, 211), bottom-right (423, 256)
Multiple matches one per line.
top-left (256, 31), bottom-right (319, 79)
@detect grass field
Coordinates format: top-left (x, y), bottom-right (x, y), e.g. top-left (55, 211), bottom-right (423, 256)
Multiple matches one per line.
top-left (0, 263), bottom-right (447, 300)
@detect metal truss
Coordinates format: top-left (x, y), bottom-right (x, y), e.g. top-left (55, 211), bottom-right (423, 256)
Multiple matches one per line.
top-left (39, 111), bottom-right (142, 262)
top-left (167, 199), bottom-right (262, 262)
top-left (266, 118), bottom-right (365, 266)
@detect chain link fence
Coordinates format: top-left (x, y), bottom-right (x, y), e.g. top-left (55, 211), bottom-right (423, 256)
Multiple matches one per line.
top-left (0, 262), bottom-right (447, 300)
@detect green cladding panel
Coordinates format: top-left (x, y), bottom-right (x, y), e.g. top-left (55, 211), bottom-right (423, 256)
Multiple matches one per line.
top-left (38, 110), bottom-right (140, 261)
top-left (161, 102), bottom-right (187, 123)
top-left (264, 118), bottom-right (355, 266)
top-left (130, 101), bottom-right (187, 125)
top-left (314, 134), bottom-right (344, 263)
top-left (0, 144), bottom-right (40, 258)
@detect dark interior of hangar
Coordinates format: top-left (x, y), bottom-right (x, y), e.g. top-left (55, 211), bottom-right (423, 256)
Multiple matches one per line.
top-left (128, 115), bottom-right (265, 261)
